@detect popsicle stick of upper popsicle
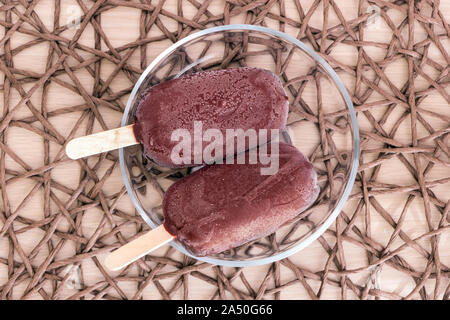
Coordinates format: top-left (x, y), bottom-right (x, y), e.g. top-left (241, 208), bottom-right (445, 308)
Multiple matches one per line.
top-left (65, 124), bottom-right (138, 160)
top-left (65, 67), bottom-right (289, 163)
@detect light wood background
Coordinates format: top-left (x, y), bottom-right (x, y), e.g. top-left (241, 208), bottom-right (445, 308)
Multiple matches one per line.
top-left (0, 0), bottom-right (449, 299)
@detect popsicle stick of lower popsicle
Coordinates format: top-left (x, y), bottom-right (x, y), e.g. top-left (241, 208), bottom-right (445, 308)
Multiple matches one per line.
top-left (104, 225), bottom-right (175, 271)
top-left (65, 124), bottom-right (138, 160)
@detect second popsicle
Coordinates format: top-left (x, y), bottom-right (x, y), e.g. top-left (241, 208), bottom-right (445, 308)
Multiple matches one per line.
top-left (66, 67), bottom-right (289, 166)
top-left (105, 142), bottom-right (319, 270)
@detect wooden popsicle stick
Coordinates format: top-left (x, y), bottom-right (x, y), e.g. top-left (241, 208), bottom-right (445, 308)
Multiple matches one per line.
top-left (104, 225), bottom-right (175, 271)
top-left (65, 124), bottom-right (138, 160)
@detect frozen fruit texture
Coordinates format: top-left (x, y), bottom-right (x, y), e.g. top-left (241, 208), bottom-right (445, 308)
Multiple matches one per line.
top-left (163, 142), bottom-right (320, 257)
top-left (133, 67), bottom-right (289, 167)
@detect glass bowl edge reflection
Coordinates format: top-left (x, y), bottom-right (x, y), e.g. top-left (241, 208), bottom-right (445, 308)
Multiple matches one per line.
top-left (119, 24), bottom-right (360, 267)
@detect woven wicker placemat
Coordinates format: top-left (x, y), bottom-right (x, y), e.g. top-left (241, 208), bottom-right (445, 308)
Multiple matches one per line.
top-left (0, 0), bottom-right (449, 300)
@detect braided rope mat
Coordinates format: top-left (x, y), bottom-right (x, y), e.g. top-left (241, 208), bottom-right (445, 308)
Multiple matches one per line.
top-left (0, 0), bottom-right (449, 300)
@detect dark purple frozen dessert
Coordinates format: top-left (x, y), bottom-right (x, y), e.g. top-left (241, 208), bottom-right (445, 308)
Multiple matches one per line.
top-left (162, 143), bottom-right (319, 257)
top-left (133, 67), bottom-right (289, 167)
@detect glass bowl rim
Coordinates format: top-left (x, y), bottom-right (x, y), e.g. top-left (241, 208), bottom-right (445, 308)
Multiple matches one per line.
top-left (119, 24), bottom-right (360, 267)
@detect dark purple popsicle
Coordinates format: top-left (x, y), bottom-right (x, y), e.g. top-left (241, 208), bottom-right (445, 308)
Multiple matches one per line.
top-left (162, 142), bottom-right (320, 257)
top-left (133, 67), bottom-right (289, 167)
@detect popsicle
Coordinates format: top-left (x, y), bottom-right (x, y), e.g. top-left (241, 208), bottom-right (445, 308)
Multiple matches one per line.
top-left (163, 142), bottom-right (319, 256)
top-left (105, 143), bottom-right (319, 270)
top-left (66, 67), bottom-right (289, 165)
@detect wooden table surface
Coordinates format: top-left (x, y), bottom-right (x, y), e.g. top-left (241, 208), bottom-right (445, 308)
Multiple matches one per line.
top-left (0, 0), bottom-right (449, 300)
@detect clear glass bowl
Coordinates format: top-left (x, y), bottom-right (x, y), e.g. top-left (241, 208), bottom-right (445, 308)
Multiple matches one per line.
top-left (119, 25), bottom-right (360, 267)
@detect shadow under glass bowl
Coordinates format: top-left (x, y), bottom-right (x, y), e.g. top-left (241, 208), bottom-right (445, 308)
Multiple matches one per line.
top-left (119, 24), bottom-right (360, 267)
